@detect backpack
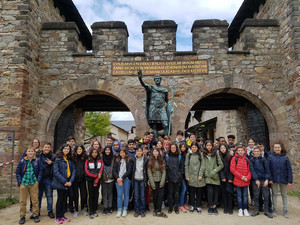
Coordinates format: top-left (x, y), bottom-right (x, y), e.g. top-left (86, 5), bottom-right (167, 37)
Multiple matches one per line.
top-left (235, 156), bottom-right (249, 166)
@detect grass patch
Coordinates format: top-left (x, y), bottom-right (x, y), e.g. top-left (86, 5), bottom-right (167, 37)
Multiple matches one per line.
top-left (288, 191), bottom-right (300, 198)
top-left (0, 196), bottom-right (18, 209)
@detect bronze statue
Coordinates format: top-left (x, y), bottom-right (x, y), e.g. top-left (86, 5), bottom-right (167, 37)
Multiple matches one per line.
top-left (138, 70), bottom-right (174, 140)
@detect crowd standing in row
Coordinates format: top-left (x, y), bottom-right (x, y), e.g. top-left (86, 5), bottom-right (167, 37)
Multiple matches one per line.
top-left (16, 131), bottom-right (293, 224)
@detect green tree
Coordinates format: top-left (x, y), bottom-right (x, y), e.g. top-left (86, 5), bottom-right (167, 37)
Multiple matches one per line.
top-left (85, 112), bottom-right (111, 136)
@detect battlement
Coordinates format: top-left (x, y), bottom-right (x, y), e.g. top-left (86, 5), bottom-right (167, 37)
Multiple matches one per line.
top-left (40, 19), bottom-right (280, 57)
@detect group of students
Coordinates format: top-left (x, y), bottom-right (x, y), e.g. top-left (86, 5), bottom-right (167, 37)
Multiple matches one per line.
top-left (16, 132), bottom-right (293, 224)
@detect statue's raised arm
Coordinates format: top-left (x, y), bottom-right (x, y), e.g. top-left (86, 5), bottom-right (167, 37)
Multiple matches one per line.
top-left (138, 70), bottom-right (147, 89)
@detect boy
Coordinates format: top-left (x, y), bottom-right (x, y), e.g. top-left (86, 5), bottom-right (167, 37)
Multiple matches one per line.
top-left (230, 144), bottom-right (251, 217)
top-left (132, 147), bottom-right (148, 217)
top-left (38, 143), bottom-right (55, 218)
top-left (227, 135), bottom-right (236, 147)
top-left (127, 139), bottom-right (136, 160)
top-left (66, 136), bottom-right (76, 151)
top-left (175, 130), bottom-right (185, 146)
top-left (16, 147), bottom-right (43, 224)
top-left (249, 146), bottom-right (273, 218)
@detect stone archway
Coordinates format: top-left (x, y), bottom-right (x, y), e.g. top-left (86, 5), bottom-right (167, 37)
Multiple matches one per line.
top-left (174, 75), bottom-right (288, 145)
top-left (36, 77), bottom-right (147, 144)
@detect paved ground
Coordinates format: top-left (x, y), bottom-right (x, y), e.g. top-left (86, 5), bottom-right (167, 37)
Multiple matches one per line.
top-left (0, 194), bottom-right (299, 225)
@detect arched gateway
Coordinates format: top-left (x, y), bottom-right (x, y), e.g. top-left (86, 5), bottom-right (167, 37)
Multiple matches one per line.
top-left (0, 0), bottom-right (299, 194)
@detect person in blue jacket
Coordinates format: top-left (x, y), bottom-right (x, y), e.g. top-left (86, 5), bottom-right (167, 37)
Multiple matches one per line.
top-left (16, 146), bottom-right (43, 224)
top-left (51, 144), bottom-right (75, 224)
top-left (268, 142), bottom-right (293, 218)
top-left (249, 146), bottom-right (273, 218)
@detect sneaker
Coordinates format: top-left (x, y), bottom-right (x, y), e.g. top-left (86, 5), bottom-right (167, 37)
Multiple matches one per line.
top-left (190, 206), bottom-right (195, 213)
top-left (272, 210), bottom-right (278, 217)
top-left (141, 212), bottom-right (146, 217)
top-left (55, 218), bottom-right (63, 224)
top-left (116, 210), bottom-right (122, 218)
top-left (153, 210), bottom-right (157, 217)
top-left (107, 208), bottom-right (112, 215)
top-left (89, 214), bottom-right (94, 219)
top-left (168, 207), bottom-right (173, 214)
top-left (122, 210), bottom-right (127, 217)
top-left (93, 212), bottom-right (98, 217)
top-left (208, 208), bottom-right (213, 215)
top-left (264, 212), bottom-right (273, 218)
top-left (179, 206), bottom-right (187, 213)
top-left (283, 211), bottom-right (289, 218)
top-left (102, 209), bottom-right (107, 216)
top-left (196, 207), bottom-right (202, 213)
top-left (30, 215), bottom-right (34, 219)
top-left (48, 211), bottom-right (55, 218)
top-left (19, 217), bottom-right (25, 224)
top-left (223, 209), bottom-right (228, 214)
top-left (134, 211), bottom-right (139, 217)
top-left (183, 204), bottom-right (189, 210)
top-left (238, 209), bottom-right (243, 217)
top-left (229, 210), bottom-right (233, 215)
top-left (61, 217), bottom-right (70, 222)
top-left (174, 206), bottom-right (179, 214)
top-left (61, 217), bottom-right (71, 222)
top-left (73, 211), bottom-right (78, 218)
top-left (34, 216), bottom-right (40, 223)
top-left (69, 208), bottom-right (74, 213)
top-left (213, 208), bottom-right (218, 215)
top-left (251, 210), bottom-right (259, 217)
top-left (157, 212), bottom-right (168, 218)
top-left (81, 210), bottom-right (88, 216)
top-left (243, 209), bottom-right (249, 217)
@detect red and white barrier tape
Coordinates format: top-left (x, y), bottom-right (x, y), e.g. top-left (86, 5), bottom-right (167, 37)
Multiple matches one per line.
top-left (0, 160), bottom-right (15, 167)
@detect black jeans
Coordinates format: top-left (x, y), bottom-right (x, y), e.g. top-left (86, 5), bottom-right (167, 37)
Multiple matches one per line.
top-left (152, 182), bottom-right (164, 212)
top-left (56, 189), bottom-right (68, 218)
top-left (72, 180), bottom-right (87, 211)
top-left (252, 180), bottom-right (270, 212)
top-left (102, 181), bottom-right (114, 209)
top-left (220, 182), bottom-right (233, 212)
top-left (207, 184), bottom-right (219, 207)
top-left (86, 180), bottom-right (100, 213)
top-left (189, 186), bottom-right (202, 208)
top-left (168, 181), bottom-right (180, 208)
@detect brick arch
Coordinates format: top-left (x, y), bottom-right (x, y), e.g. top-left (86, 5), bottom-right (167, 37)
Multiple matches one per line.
top-left (36, 77), bottom-right (146, 143)
top-left (175, 75), bottom-right (288, 143)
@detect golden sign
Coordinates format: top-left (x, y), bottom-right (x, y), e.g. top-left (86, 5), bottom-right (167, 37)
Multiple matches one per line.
top-left (112, 60), bottom-right (208, 76)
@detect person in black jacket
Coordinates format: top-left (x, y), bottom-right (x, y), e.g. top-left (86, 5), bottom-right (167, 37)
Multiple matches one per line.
top-left (132, 146), bottom-right (148, 217)
top-left (219, 144), bottom-right (234, 215)
top-left (38, 143), bottom-right (55, 218)
top-left (72, 145), bottom-right (88, 217)
top-left (167, 143), bottom-right (183, 214)
top-left (113, 147), bottom-right (133, 218)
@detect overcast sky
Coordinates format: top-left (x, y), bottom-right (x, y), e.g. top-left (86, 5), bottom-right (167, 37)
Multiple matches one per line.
top-left (73, 0), bottom-right (245, 120)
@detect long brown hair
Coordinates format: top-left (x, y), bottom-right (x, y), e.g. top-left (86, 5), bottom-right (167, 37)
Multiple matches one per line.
top-left (147, 149), bottom-right (165, 172)
top-left (168, 143), bottom-right (180, 156)
top-left (115, 147), bottom-right (130, 163)
top-left (272, 141), bottom-right (287, 155)
top-left (73, 145), bottom-right (87, 163)
top-left (218, 144), bottom-right (231, 163)
top-left (202, 140), bottom-right (217, 156)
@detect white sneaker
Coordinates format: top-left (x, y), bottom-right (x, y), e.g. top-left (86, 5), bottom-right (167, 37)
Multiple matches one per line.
top-left (244, 209), bottom-right (249, 216)
top-left (238, 209), bottom-right (243, 217)
top-left (81, 210), bottom-right (88, 216)
top-left (73, 211), bottom-right (78, 218)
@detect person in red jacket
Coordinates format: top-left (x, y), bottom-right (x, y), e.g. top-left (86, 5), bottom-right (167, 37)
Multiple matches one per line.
top-left (230, 143), bottom-right (251, 217)
top-left (85, 148), bottom-right (103, 219)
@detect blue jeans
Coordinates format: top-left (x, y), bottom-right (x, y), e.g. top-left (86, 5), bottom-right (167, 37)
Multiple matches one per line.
top-left (134, 180), bottom-right (145, 212)
top-left (236, 186), bottom-right (248, 210)
top-left (38, 178), bottom-right (53, 212)
top-left (116, 179), bottom-right (131, 210)
top-left (179, 179), bottom-right (187, 207)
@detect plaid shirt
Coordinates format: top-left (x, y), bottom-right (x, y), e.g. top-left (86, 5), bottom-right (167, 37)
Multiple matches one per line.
top-left (22, 158), bottom-right (37, 187)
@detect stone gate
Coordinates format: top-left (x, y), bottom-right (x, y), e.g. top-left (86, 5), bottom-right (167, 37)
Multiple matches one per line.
top-left (0, 0), bottom-right (299, 192)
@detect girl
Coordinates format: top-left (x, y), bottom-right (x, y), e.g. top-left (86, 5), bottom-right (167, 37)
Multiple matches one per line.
top-left (147, 149), bottom-right (167, 218)
top-left (179, 143), bottom-right (189, 213)
top-left (101, 145), bottom-right (115, 215)
top-left (167, 143), bottom-right (183, 214)
top-left (113, 147), bottom-right (133, 218)
top-left (202, 140), bottom-right (223, 215)
top-left (230, 144), bottom-right (251, 217)
top-left (132, 147), bottom-right (148, 217)
top-left (89, 140), bottom-right (102, 154)
top-left (156, 141), bottom-right (167, 160)
top-left (268, 142), bottom-right (293, 218)
top-left (246, 138), bottom-right (256, 156)
top-left (112, 140), bottom-right (122, 156)
top-left (52, 144), bottom-right (75, 224)
top-left (163, 136), bottom-right (171, 153)
top-left (72, 145), bottom-right (88, 217)
top-left (85, 148), bottom-right (103, 219)
top-left (219, 144), bottom-right (234, 214)
top-left (185, 143), bottom-right (206, 213)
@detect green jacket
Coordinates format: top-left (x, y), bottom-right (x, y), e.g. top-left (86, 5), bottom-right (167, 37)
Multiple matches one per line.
top-left (147, 160), bottom-right (166, 189)
top-left (203, 152), bottom-right (224, 185)
top-left (185, 152), bottom-right (206, 187)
